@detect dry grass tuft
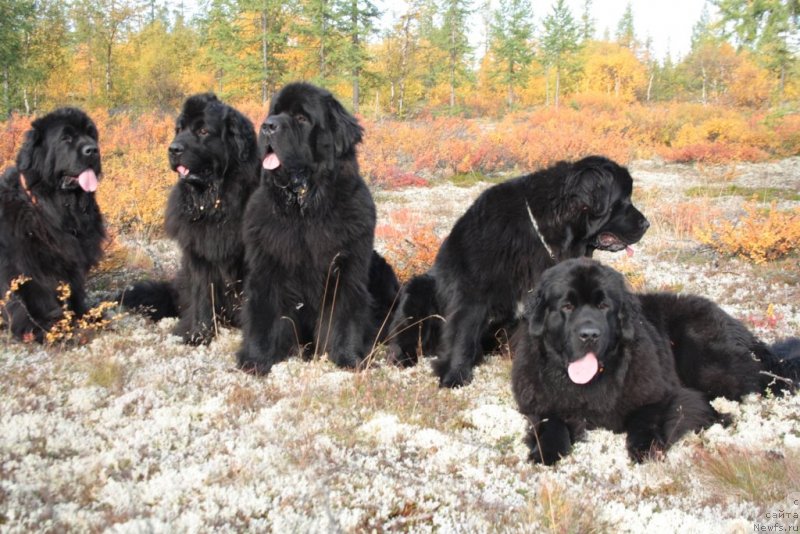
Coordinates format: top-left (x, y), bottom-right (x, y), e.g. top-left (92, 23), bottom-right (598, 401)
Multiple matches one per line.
top-left (87, 357), bottom-right (127, 393)
top-left (527, 478), bottom-right (614, 532)
top-left (693, 446), bottom-right (800, 509)
top-left (345, 366), bottom-right (471, 430)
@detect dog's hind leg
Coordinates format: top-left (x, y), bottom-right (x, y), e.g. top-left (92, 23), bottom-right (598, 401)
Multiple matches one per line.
top-left (386, 273), bottom-right (439, 367)
top-left (433, 301), bottom-right (486, 388)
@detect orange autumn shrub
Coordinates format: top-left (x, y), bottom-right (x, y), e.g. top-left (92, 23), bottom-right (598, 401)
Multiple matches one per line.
top-left (0, 114), bottom-right (31, 170)
top-left (3, 99), bottom-right (800, 239)
top-left (376, 209), bottom-right (442, 282)
top-left (649, 199), bottom-right (724, 241)
top-left (659, 108), bottom-right (776, 163)
top-left (771, 113), bottom-right (800, 156)
top-left (94, 110), bottom-right (176, 235)
top-left (696, 202), bottom-right (800, 263)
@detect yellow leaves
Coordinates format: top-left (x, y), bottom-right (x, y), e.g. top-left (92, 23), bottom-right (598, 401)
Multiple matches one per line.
top-left (728, 54), bottom-right (774, 108)
top-left (696, 202), bottom-right (800, 263)
top-left (44, 283), bottom-right (119, 346)
top-left (581, 41), bottom-right (647, 103)
top-left (1, 276), bottom-right (118, 346)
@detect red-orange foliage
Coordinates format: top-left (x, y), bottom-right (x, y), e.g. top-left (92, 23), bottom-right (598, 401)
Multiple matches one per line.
top-left (2, 99), bottom-right (800, 238)
top-left (376, 209), bottom-right (442, 282)
top-left (0, 114), bottom-right (30, 170)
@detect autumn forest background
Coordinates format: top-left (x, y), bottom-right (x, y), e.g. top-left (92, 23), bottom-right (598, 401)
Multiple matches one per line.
top-left (1, 0), bottom-right (799, 262)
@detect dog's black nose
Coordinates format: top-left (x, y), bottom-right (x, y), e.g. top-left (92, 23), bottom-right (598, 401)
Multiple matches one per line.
top-left (81, 144), bottom-right (99, 157)
top-left (640, 218), bottom-right (650, 230)
top-left (264, 116), bottom-right (280, 133)
top-left (578, 326), bottom-right (601, 342)
top-left (168, 142), bottom-right (184, 156)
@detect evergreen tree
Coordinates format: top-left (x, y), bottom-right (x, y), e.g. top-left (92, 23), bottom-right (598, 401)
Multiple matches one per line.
top-left (71, 0), bottom-right (140, 106)
top-left (199, 0), bottom-right (244, 97)
top-left (0, 0), bottom-right (34, 115)
top-left (338, 0), bottom-right (380, 112)
top-left (380, 2), bottom-right (424, 116)
top-left (580, 0), bottom-right (594, 42)
top-left (541, 0), bottom-right (581, 108)
top-left (490, 0), bottom-right (534, 106)
top-left (240, 0), bottom-right (288, 104)
top-left (20, 0), bottom-right (67, 113)
top-left (298, 0), bottom-right (344, 83)
top-left (434, 0), bottom-right (472, 109)
top-left (615, 2), bottom-right (636, 52)
top-left (713, 0), bottom-right (799, 97)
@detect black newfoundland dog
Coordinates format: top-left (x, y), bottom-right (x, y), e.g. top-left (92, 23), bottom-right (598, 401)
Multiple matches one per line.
top-left (388, 156), bottom-right (650, 387)
top-left (236, 82), bottom-right (398, 375)
top-left (512, 258), bottom-right (800, 465)
top-left (120, 93), bottom-right (260, 344)
top-left (0, 108), bottom-right (105, 341)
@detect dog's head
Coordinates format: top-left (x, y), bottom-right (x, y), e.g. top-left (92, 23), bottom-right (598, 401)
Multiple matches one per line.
top-left (16, 107), bottom-right (101, 194)
top-left (258, 82), bottom-right (363, 206)
top-left (525, 258), bottom-right (636, 386)
top-left (168, 93), bottom-right (257, 189)
top-left (563, 156), bottom-right (649, 255)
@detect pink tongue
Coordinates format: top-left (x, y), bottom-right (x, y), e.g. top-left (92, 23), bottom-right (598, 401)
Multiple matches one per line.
top-left (262, 153), bottom-right (281, 170)
top-left (77, 169), bottom-right (98, 192)
top-left (177, 165), bottom-right (189, 177)
top-left (626, 246), bottom-right (634, 258)
top-left (567, 352), bottom-right (599, 384)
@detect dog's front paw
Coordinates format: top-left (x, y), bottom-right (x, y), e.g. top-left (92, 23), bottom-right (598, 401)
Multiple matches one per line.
top-left (438, 364), bottom-right (473, 388)
top-left (236, 349), bottom-right (274, 376)
top-left (329, 351), bottom-right (362, 369)
top-left (385, 344), bottom-right (419, 368)
top-left (182, 329), bottom-right (213, 346)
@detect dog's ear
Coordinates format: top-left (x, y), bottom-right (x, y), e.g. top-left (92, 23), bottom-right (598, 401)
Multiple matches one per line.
top-left (16, 128), bottom-right (40, 172)
top-left (326, 95), bottom-right (363, 158)
top-left (617, 290), bottom-right (638, 342)
top-left (223, 107), bottom-right (256, 163)
top-left (526, 286), bottom-right (548, 338)
top-left (566, 157), bottom-right (615, 217)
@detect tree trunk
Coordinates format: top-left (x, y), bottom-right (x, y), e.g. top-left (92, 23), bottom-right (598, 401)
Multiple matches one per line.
top-left (449, 23), bottom-right (456, 109)
top-left (398, 14), bottom-right (411, 118)
top-left (647, 71), bottom-right (653, 102)
top-left (105, 42), bottom-right (113, 99)
top-left (319, 0), bottom-right (327, 78)
top-left (555, 67), bottom-right (561, 109)
top-left (701, 66), bottom-right (707, 105)
top-left (507, 60), bottom-right (514, 106)
top-left (351, 0), bottom-right (359, 113)
top-left (545, 66), bottom-right (550, 107)
top-left (261, 9), bottom-right (269, 105)
top-left (2, 66), bottom-right (9, 118)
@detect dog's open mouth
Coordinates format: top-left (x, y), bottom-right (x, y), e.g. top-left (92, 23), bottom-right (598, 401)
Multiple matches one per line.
top-left (567, 352), bottom-right (604, 384)
top-left (262, 145), bottom-right (281, 171)
top-left (594, 232), bottom-right (634, 257)
top-left (62, 169), bottom-right (99, 192)
top-left (176, 165), bottom-right (211, 186)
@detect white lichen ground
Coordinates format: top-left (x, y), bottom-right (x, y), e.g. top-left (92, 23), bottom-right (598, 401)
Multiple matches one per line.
top-left (1, 158), bottom-right (799, 532)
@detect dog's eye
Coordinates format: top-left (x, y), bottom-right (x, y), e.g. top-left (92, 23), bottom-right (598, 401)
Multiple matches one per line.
top-left (295, 114), bottom-right (308, 124)
top-left (198, 128), bottom-right (209, 136)
top-left (597, 301), bottom-right (610, 310)
top-left (561, 303), bottom-right (574, 312)
top-left (61, 135), bottom-right (72, 143)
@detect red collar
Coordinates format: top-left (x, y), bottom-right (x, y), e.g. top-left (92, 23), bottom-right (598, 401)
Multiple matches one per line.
top-left (19, 173), bottom-right (37, 205)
